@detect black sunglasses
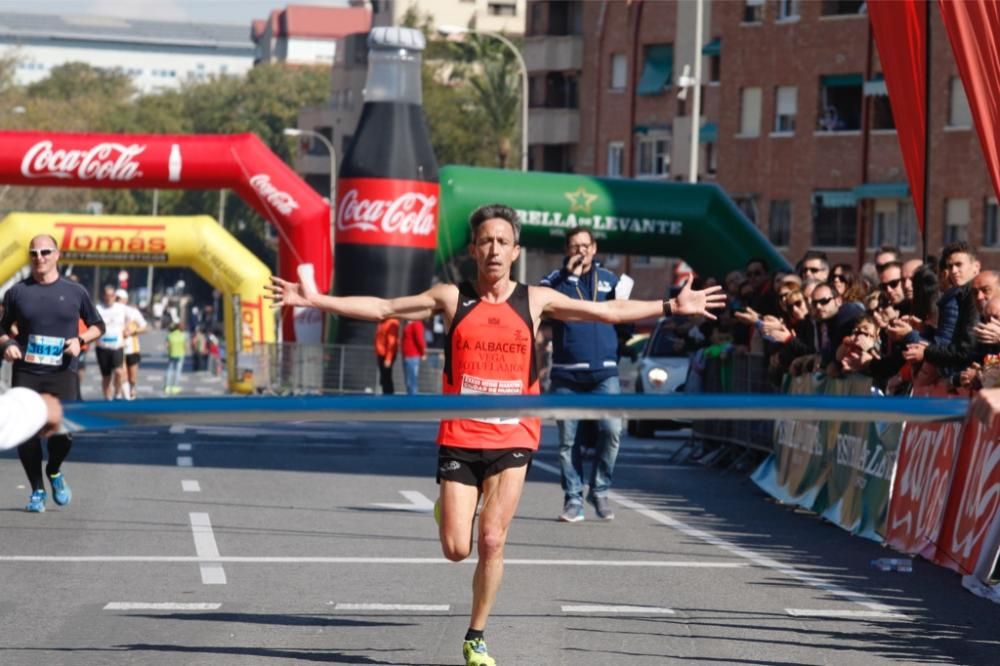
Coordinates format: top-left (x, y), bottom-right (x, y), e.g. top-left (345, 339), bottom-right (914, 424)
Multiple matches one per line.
top-left (880, 278), bottom-right (902, 290)
top-left (29, 248), bottom-right (55, 258)
top-left (812, 296), bottom-right (835, 307)
top-left (801, 266), bottom-right (825, 274)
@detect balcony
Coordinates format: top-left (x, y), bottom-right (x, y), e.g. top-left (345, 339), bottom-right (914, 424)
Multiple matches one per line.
top-left (528, 108), bottom-right (580, 145)
top-left (524, 35), bottom-right (583, 73)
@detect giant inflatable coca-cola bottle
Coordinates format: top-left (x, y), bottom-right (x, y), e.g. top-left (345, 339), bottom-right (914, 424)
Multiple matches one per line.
top-left (334, 27), bottom-right (439, 345)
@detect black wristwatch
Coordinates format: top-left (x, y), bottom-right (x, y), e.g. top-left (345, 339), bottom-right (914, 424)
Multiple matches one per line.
top-left (662, 299), bottom-right (673, 317)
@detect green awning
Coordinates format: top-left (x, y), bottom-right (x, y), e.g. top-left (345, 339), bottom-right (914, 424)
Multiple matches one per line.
top-left (813, 190), bottom-right (857, 208)
top-left (864, 73), bottom-right (887, 97)
top-left (701, 38), bottom-right (721, 56)
top-left (637, 45), bottom-right (673, 96)
top-left (699, 122), bottom-right (717, 143)
top-left (821, 73), bottom-right (864, 88)
top-left (853, 182), bottom-right (909, 199)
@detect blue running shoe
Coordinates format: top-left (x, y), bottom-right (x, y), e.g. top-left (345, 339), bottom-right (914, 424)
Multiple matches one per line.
top-left (49, 473), bottom-right (71, 506)
top-left (462, 637), bottom-right (496, 666)
top-left (26, 489), bottom-right (47, 513)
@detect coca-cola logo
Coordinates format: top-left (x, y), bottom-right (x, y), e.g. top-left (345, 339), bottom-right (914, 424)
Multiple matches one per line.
top-left (889, 422), bottom-right (961, 541)
top-left (21, 141), bottom-right (145, 181)
top-left (949, 419), bottom-right (1000, 561)
top-left (249, 174), bottom-right (299, 216)
top-left (337, 189), bottom-right (437, 237)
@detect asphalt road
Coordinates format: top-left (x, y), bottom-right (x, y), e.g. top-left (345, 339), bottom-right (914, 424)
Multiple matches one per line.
top-left (1, 417), bottom-right (999, 665)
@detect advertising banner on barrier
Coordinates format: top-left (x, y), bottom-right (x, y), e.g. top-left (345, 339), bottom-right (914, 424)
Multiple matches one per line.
top-left (752, 374), bottom-right (901, 540)
top-left (934, 397), bottom-right (1000, 574)
top-left (885, 387), bottom-right (965, 559)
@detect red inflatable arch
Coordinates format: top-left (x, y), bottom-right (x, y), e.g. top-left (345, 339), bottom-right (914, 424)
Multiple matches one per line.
top-left (0, 130), bottom-right (331, 341)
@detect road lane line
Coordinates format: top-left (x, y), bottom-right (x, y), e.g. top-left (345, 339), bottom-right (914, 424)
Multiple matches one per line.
top-left (531, 459), bottom-right (905, 616)
top-left (786, 609), bottom-right (909, 620)
top-left (0, 555), bottom-right (744, 566)
top-left (181, 480), bottom-right (201, 492)
top-left (177, 443), bottom-right (192, 452)
top-left (104, 602), bottom-right (221, 611)
top-left (189, 513), bottom-right (226, 585)
top-left (372, 490), bottom-right (435, 512)
top-left (177, 456), bottom-right (193, 467)
top-left (332, 603), bottom-right (449, 612)
top-left (562, 605), bottom-right (674, 614)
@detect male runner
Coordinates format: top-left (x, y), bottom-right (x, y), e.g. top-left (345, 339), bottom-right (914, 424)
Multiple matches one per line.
top-left (266, 204), bottom-right (725, 666)
top-left (95, 285), bottom-right (129, 400)
top-left (0, 235), bottom-right (104, 512)
top-left (118, 289), bottom-right (148, 400)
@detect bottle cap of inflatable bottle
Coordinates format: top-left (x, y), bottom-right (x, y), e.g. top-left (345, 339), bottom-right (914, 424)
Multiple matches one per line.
top-left (364, 27), bottom-right (424, 105)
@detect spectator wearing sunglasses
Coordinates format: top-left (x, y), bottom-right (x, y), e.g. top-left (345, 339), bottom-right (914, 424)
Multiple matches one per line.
top-left (873, 245), bottom-right (902, 273)
top-left (797, 250), bottom-right (830, 284)
top-left (810, 281), bottom-right (863, 371)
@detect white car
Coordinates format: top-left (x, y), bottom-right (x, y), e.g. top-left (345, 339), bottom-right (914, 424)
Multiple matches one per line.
top-left (624, 317), bottom-right (692, 438)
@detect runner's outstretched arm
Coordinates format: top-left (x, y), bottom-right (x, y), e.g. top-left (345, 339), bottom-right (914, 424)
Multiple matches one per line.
top-left (265, 276), bottom-right (453, 322)
top-left (536, 280), bottom-right (726, 323)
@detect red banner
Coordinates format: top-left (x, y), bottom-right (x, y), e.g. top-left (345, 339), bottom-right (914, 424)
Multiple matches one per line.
top-left (934, 393), bottom-right (1000, 574)
top-left (885, 387), bottom-right (965, 559)
top-left (0, 130), bottom-right (332, 341)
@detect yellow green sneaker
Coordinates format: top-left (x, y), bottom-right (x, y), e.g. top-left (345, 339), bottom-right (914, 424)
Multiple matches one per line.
top-left (433, 498), bottom-right (441, 525)
top-left (462, 637), bottom-right (496, 666)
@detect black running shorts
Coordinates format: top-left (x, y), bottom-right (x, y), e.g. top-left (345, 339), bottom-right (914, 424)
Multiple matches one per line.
top-left (436, 446), bottom-right (533, 487)
top-left (12, 367), bottom-right (79, 402)
top-left (125, 353), bottom-right (141, 367)
top-left (96, 348), bottom-right (124, 377)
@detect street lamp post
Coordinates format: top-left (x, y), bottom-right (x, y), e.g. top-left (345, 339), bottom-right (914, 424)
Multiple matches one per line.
top-left (677, 0), bottom-right (705, 184)
top-left (283, 127), bottom-right (337, 254)
top-left (437, 24), bottom-right (529, 282)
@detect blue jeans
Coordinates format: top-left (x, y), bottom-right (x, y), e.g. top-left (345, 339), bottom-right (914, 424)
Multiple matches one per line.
top-left (403, 357), bottom-right (421, 395)
top-left (552, 375), bottom-right (622, 502)
top-left (165, 356), bottom-right (184, 389)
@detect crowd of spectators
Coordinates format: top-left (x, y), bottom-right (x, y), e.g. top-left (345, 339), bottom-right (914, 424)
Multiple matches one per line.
top-left (686, 242), bottom-right (1000, 395)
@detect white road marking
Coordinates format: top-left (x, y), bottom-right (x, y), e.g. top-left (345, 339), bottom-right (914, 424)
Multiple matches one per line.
top-left (104, 602), bottom-right (221, 611)
top-left (169, 424), bottom-right (188, 435)
top-left (181, 480), bottom-right (201, 493)
top-left (177, 443), bottom-right (192, 452)
top-left (0, 555), bottom-right (745, 567)
top-left (332, 603), bottom-right (449, 612)
top-left (189, 513), bottom-right (226, 585)
top-left (562, 605), bottom-right (675, 614)
top-left (531, 460), bottom-right (906, 616)
top-left (372, 490), bottom-right (435, 513)
top-left (177, 456), bottom-right (193, 467)
top-left (786, 609), bottom-right (909, 620)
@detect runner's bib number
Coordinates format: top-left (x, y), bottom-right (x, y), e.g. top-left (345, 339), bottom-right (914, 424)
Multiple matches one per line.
top-left (460, 375), bottom-right (521, 425)
top-left (100, 334), bottom-right (120, 347)
top-left (24, 334), bottom-right (66, 366)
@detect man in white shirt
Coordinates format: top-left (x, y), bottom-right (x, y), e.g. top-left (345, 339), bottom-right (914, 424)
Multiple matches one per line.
top-left (95, 286), bottom-right (130, 401)
top-left (0, 388), bottom-right (62, 450)
top-left (117, 289), bottom-right (148, 400)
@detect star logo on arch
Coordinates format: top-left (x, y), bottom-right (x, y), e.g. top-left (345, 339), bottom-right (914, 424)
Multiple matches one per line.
top-left (564, 186), bottom-right (599, 214)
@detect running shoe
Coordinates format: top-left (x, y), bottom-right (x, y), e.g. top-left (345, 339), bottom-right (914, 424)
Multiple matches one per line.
top-left (462, 637), bottom-right (496, 666)
top-left (49, 473), bottom-right (72, 506)
top-left (433, 498), bottom-right (441, 525)
top-left (558, 499), bottom-right (584, 523)
top-left (590, 495), bottom-right (615, 521)
top-left (26, 489), bottom-right (47, 513)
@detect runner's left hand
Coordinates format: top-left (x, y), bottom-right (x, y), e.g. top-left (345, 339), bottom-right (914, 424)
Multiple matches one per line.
top-left (265, 276), bottom-right (313, 309)
top-left (64, 337), bottom-right (81, 358)
top-left (672, 281), bottom-right (727, 320)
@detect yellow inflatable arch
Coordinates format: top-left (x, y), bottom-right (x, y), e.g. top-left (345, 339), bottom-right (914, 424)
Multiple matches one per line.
top-left (0, 213), bottom-right (275, 393)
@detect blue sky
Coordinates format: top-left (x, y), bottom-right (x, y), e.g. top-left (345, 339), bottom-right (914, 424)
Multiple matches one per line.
top-left (0, 1), bottom-right (347, 26)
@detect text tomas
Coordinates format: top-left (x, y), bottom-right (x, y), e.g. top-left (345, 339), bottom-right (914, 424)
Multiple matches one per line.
top-left (54, 222), bottom-right (167, 254)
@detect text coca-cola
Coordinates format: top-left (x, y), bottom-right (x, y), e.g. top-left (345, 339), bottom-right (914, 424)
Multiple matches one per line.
top-left (21, 140), bottom-right (145, 181)
top-left (336, 183), bottom-right (437, 248)
top-left (249, 174), bottom-right (300, 217)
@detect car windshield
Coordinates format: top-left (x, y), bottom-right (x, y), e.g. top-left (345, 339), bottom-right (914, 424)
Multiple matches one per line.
top-left (647, 322), bottom-right (688, 357)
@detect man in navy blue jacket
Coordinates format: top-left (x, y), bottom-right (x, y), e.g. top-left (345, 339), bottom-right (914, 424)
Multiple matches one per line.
top-left (540, 227), bottom-right (623, 522)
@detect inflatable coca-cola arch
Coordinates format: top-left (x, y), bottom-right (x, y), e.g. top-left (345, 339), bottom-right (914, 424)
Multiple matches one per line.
top-left (0, 130), bottom-right (330, 341)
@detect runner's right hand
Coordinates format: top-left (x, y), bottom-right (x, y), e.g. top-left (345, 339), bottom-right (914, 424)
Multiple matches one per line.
top-left (3, 343), bottom-right (21, 362)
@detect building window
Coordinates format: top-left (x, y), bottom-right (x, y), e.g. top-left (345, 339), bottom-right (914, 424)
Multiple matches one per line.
top-left (607, 141), bottom-right (624, 177)
top-left (739, 87), bottom-right (762, 137)
top-left (705, 141), bottom-right (718, 175)
top-left (732, 196), bottom-right (758, 225)
top-left (948, 76), bottom-right (972, 128)
top-left (709, 54), bottom-right (720, 83)
top-left (636, 137), bottom-right (670, 177)
top-left (985, 198), bottom-right (1000, 247)
top-left (945, 198), bottom-right (970, 243)
top-left (610, 53), bottom-right (627, 91)
top-left (774, 86), bottom-right (797, 133)
top-left (743, 0), bottom-right (764, 23)
top-left (778, 0), bottom-right (800, 20)
top-left (812, 191), bottom-right (857, 247)
top-left (540, 72), bottom-right (579, 108)
top-left (636, 44), bottom-right (672, 96)
top-left (870, 85), bottom-right (895, 130)
top-left (545, 0), bottom-right (583, 36)
top-left (542, 144), bottom-right (576, 173)
top-left (870, 199), bottom-right (916, 248)
top-left (819, 74), bottom-right (863, 131)
top-left (821, 1), bottom-right (866, 15)
top-left (528, 2), bottom-right (545, 35)
top-left (487, 2), bottom-right (517, 16)
top-left (769, 200), bottom-right (791, 247)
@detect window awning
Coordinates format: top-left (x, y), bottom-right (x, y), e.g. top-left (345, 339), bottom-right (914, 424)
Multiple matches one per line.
top-left (813, 190), bottom-right (857, 208)
top-left (634, 122), bottom-right (670, 135)
top-left (821, 73), bottom-right (864, 88)
top-left (702, 38), bottom-right (721, 56)
top-left (637, 45), bottom-right (673, 96)
top-left (864, 73), bottom-right (887, 97)
top-left (853, 182), bottom-right (909, 199)
top-left (699, 122), bottom-right (718, 143)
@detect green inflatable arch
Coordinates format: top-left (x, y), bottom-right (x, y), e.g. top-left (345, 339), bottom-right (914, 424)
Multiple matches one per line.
top-left (437, 166), bottom-right (791, 278)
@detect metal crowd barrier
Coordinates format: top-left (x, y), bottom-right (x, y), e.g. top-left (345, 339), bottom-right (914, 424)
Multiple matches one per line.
top-left (250, 343), bottom-right (445, 395)
top-left (690, 352), bottom-right (776, 458)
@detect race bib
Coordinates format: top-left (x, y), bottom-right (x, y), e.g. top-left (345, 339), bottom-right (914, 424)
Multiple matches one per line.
top-left (25, 334), bottom-right (66, 367)
top-left (460, 375), bottom-right (521, 425)
top-left (99, 334), bottom-right (121, 347)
